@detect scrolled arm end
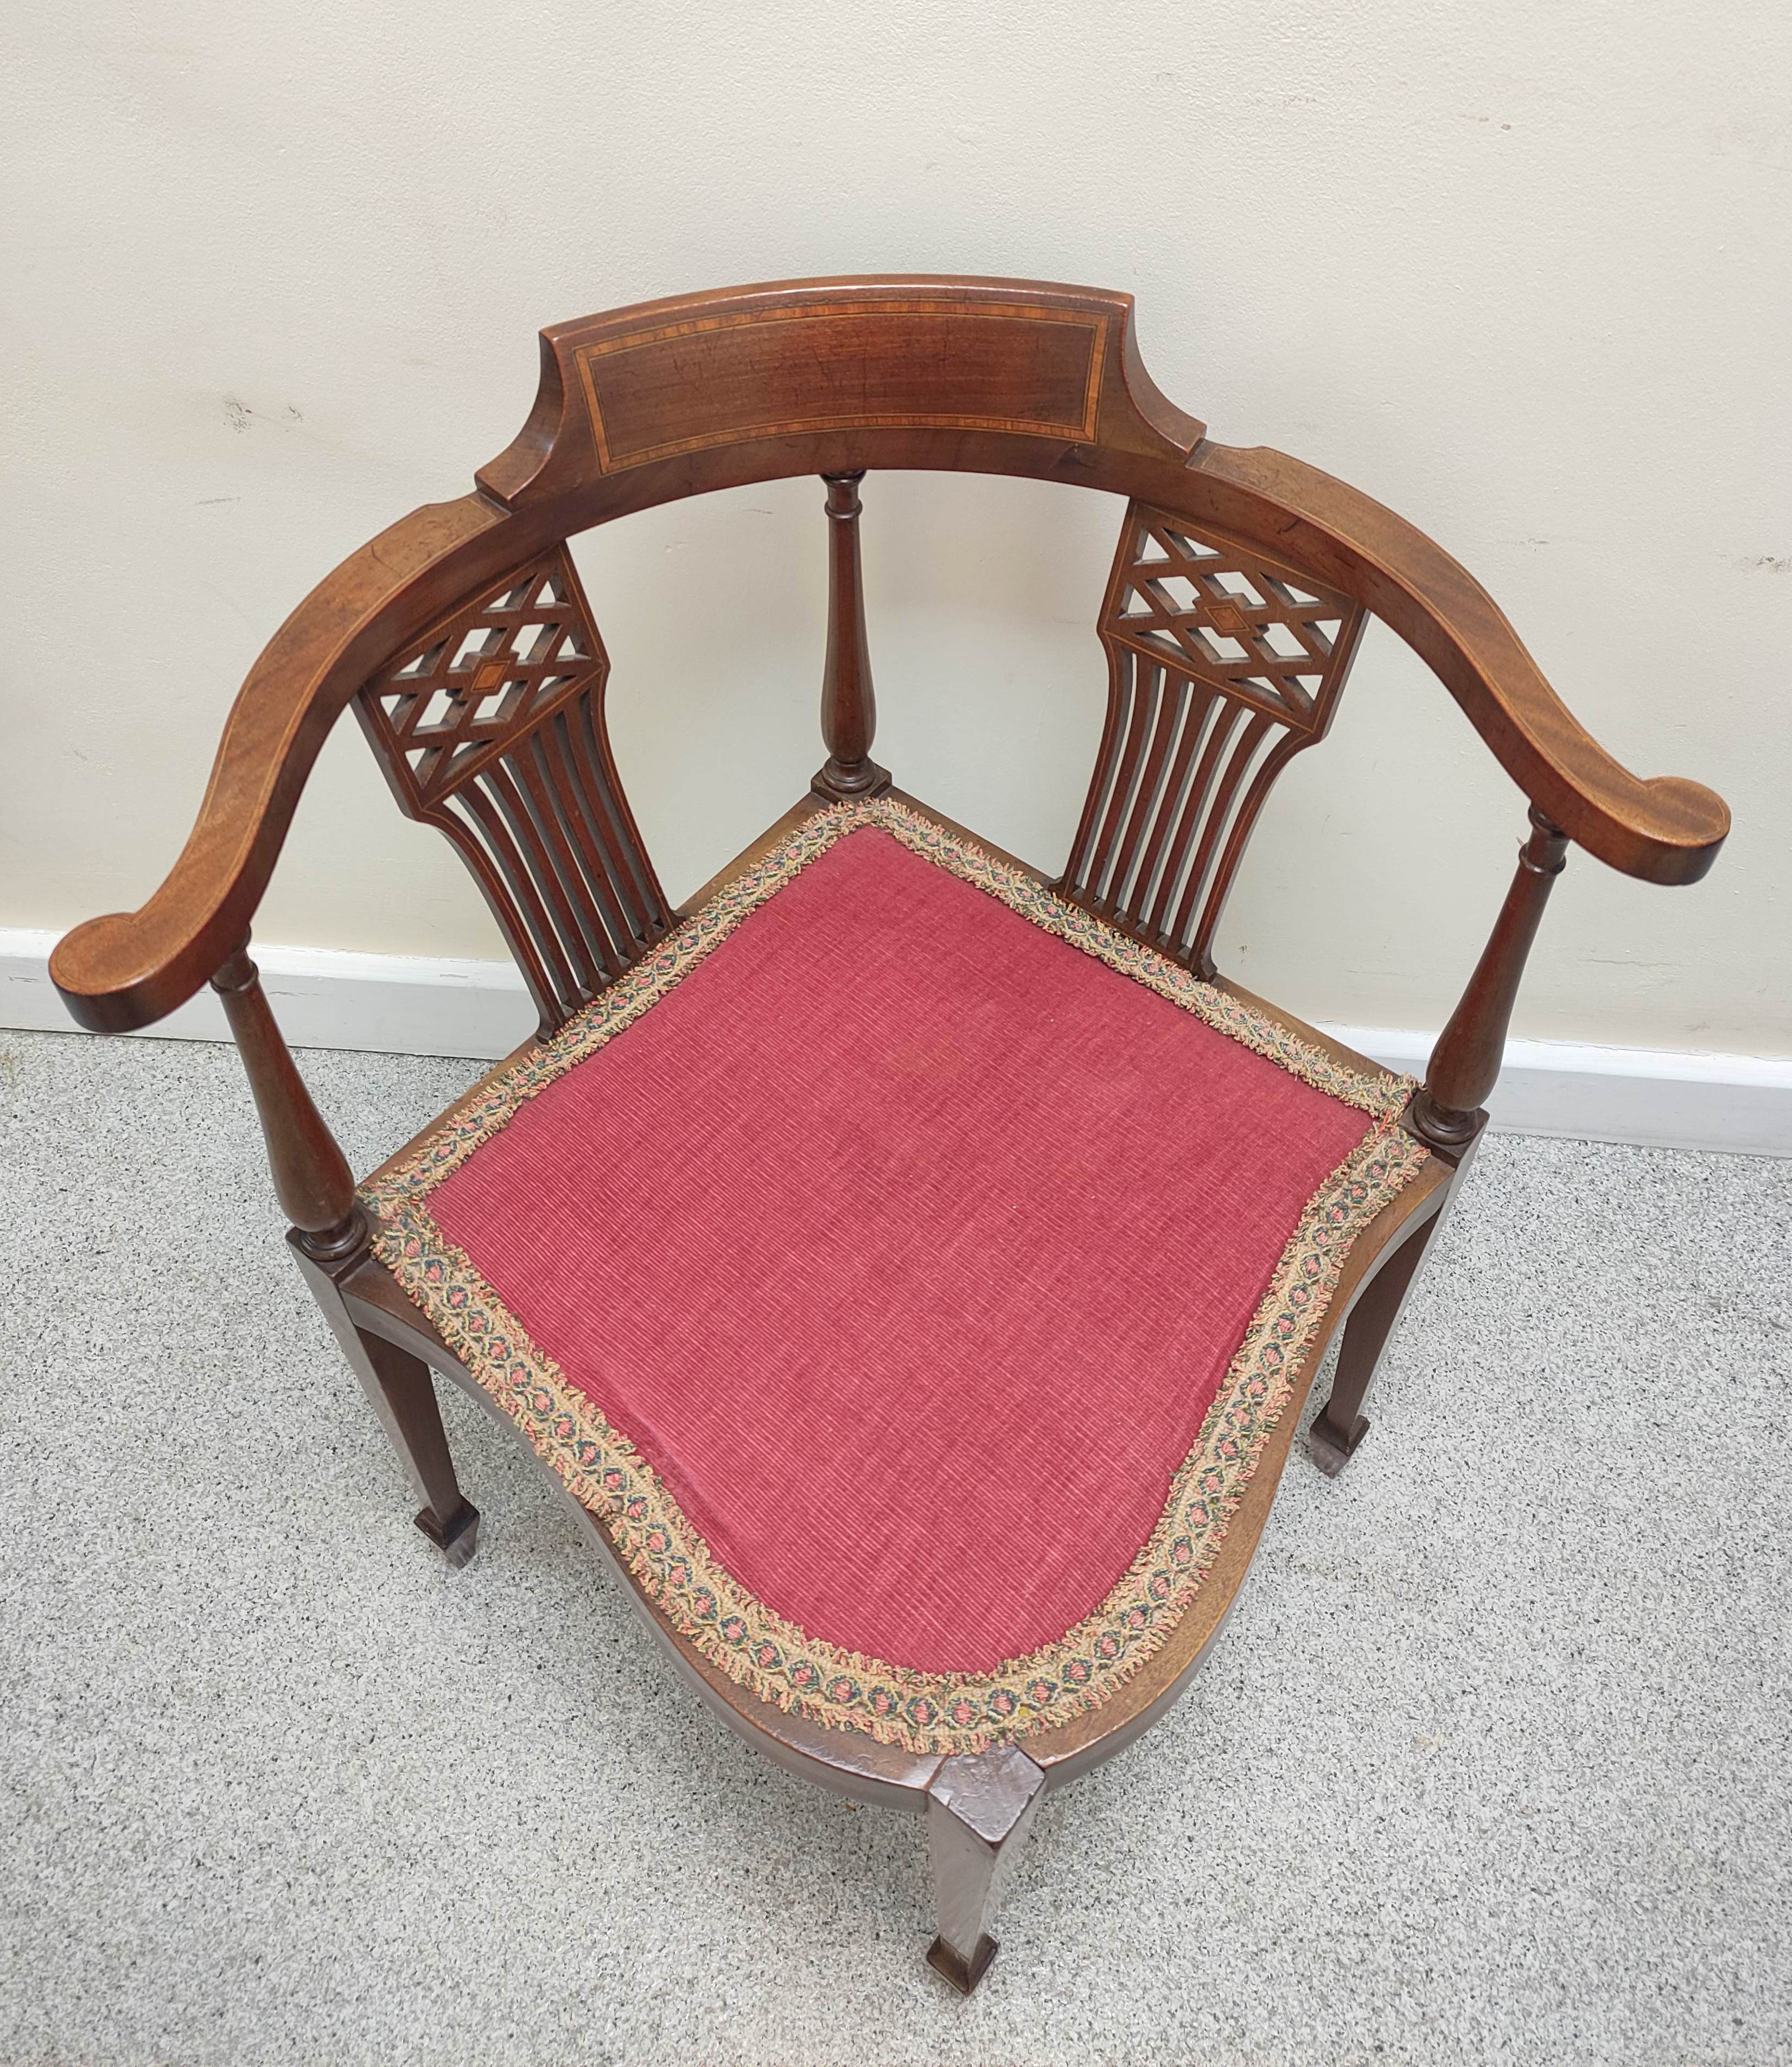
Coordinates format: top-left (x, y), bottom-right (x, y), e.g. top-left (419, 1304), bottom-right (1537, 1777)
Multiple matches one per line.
top-left (1622, 775), bottom-right (1730, 885)
top-left (50, 908), bottom-right (216, 1034)
top-left (50, 493), bottom-right (512, 1037)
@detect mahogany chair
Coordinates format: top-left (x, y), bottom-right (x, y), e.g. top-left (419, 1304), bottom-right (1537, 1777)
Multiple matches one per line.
top-left (53, 278), bottom-right (1729, 1995)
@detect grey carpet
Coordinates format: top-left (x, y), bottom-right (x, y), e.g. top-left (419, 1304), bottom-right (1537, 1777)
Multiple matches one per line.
top-left (2, 1024), bottom-right (1787, 2065)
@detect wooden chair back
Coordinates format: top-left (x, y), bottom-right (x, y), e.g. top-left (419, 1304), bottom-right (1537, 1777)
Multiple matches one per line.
top-left (292, 277), bottom-right (1722, 1045)
top-left (50, 276), bottom-right (1729, 1165)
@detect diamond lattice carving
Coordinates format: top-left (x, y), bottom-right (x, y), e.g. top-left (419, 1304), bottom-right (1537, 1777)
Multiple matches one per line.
top-left (353, 545), bottom-right (672, 1032)
top-left (1109, 516), bottom-right (1356, 732)
top-left (360, 553), bottom-right (606, 811)
top-left (1060, 503), bottom-right (1370, 976)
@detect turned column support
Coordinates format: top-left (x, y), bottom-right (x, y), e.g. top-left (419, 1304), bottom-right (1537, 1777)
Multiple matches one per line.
top-left (1310, 805), bottom-right (1567, 1476)
top-left (211, 936), bottom-right (365, 1262)
top-left (811, 470), bottom-right (891, 802)
top-left (1410, 806), bottom-right (1570, 1153)
top-left (212, 937), bottom-right (476, 1559)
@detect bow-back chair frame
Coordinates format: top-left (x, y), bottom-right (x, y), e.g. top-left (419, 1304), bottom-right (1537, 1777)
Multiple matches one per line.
top-left (53, 277), bottom-right (1729, 1994)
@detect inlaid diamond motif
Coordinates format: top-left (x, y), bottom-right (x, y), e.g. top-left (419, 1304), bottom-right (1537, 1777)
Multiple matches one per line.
top-left (1111, 517), bottom-right (1359, 730)
top-left (357, 550), bottom-right (608, 809)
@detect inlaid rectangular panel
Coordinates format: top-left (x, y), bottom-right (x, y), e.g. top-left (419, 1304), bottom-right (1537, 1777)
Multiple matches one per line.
top-left (575, 299), bottom-right (1109, 471)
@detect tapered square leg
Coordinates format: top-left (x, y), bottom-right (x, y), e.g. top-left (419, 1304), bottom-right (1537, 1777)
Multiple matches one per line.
top-left (413, 1494), bottom-right (481, 1567)
top-left (1307, 1406), bottom-right (1371, 1477)
top-left (290, 1233), bottom-right (479, 1565)
top-left (1309, 1205), bottom-right (1439, 1475)
top-left (924, 1746), bottom-right (1045, 1996)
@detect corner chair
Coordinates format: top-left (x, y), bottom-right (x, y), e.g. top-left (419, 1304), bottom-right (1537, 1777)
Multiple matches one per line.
top-left (52, 277), bottom-right (1730, 1995)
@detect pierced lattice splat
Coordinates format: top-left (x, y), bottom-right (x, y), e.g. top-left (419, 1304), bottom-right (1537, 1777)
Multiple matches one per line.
top-left (1059, 504), bottom-right (1368, 976)
top-left (360, 558), bottom-right (602, 811)
top-left (355, 548), bottom-right (672, 1032)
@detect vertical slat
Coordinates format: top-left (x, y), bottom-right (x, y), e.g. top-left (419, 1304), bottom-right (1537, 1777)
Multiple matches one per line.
top-left (1166, 711), bottom-right (1276, 954)
top-left (480, 756), bottom-right (618, 994)
top-left (354, 546), bottom-right (673, 1032)
top-left (1063, 646), bottom-right (1136, 890)
top-left (1087, 659), bottom-right (1161, 910)
top-left (1143, 699), bottom-right (1249, 939)
top-left (1106, 672), bottom-right (1192, 920)
top-left (572, 694), bottom-right (672, 943)
top-left (531, 714), bottom-right (639, 964)
top-left (515, 728), bottom-right (628, 979)
top-left (425, 800), bottom-right (558, 1017)
top-left (1183, 732), bottom-right (1306, 970)
top-left (551, 550), bottom-right (674, 942)
top-left (1129, 686), bottom-right (1221, 936)
top-left (452, 780), bottom-right (586, 1020)
top-left (1061, 500), bottom-right (1370, 979)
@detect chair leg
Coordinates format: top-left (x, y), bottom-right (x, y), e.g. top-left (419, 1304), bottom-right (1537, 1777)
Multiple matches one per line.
top-left (924, 1746), bottom-right (1045, 1996)
top-left (1308, 1207), bottom-right (1439, 1477)
top-left (290, 1234), bottom-right (480, 1566)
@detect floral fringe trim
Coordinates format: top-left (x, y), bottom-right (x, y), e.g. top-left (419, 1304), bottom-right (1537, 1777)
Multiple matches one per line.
top-left (361, 796), bottom-right (1430, 1758)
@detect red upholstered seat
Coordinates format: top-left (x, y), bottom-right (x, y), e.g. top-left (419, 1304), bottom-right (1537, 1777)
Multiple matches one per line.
top-left (365, 800), bottom-right (1425, 1754)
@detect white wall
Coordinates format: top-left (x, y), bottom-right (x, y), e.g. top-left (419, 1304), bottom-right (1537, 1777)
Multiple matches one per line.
top-left (3, 0), bottom-right (1788, 1057)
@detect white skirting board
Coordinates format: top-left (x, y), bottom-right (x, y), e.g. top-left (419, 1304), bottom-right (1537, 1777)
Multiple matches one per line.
top-left (5, 927), bottom-right (1788, 1158)
top-left (0, 930), bottom-right (539, 1062)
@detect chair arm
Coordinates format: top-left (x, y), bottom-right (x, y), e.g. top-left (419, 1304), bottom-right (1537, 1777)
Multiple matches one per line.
top-left (50, 493), bottom-right (512, 1032)
top-left (1191, 443), bottom-right (1729, 884)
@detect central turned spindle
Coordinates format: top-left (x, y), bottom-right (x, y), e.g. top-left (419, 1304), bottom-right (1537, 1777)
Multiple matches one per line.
top-left (812, 469), bottom-right (891, 801)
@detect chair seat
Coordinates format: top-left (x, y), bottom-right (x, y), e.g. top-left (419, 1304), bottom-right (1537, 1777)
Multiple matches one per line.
top-left (363, 798), bottom-right (1427, 1755)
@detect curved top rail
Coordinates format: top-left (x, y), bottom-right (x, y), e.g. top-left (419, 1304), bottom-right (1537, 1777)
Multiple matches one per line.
top-left (474, 272), bottom-right (1206, 508)
top-left (52, 274), bottom-right (1727, 1034)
